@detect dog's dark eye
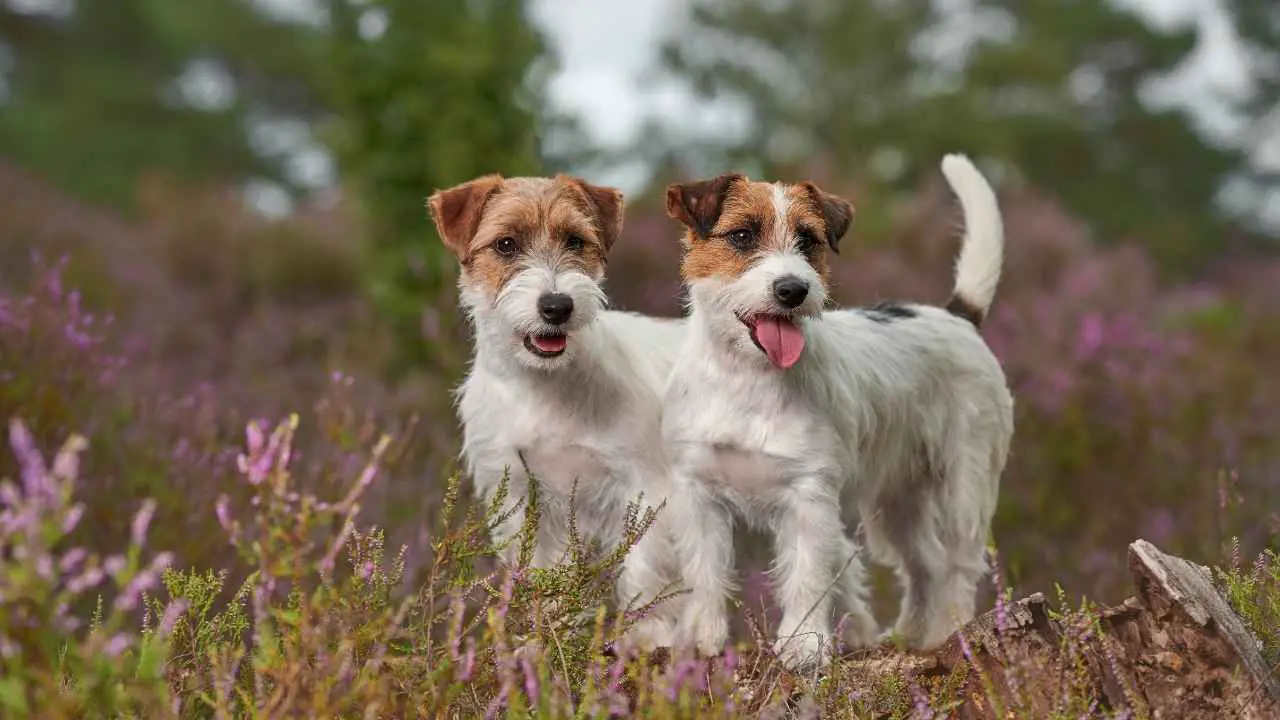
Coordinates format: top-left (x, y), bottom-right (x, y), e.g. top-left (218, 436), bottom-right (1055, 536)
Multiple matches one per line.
top-left (795, 228), bottom-right (820, 255)
top-left (494, 237), bottom-right (519, 257)
top-left (565, 234), bottom-right (586, 252)
top-left (726, 228), bottom-right (757, 251)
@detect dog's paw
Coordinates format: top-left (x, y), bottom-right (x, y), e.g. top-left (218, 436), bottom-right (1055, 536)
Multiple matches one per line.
top-left (772, 628), bottom-right (830, 671)
top-left (677, 603), bottom-right (728, 657)
top-left (621, 615), bottom-right (677, 652)
top-left (838, 609), bottom-right (881, 649)
top-left (877, 628), bottom-right (906, 648)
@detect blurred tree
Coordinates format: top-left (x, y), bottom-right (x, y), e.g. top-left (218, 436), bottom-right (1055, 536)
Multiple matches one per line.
top-left (0, 0), bottom-right (328, 208)
top-left (325, 0), bottom-right (558, 376)
top-left (1221, 0), bottom-right (1280, 237)
top-left (659, 0), bottom-right (1252, 272)
top-left (2, 0), bottom-right (564, 377)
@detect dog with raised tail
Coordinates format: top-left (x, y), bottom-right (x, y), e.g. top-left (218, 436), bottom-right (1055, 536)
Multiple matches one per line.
top-left (660, 154), bottom-right (1014, 668)
top-left (428, 173), bottom-right (686, 649)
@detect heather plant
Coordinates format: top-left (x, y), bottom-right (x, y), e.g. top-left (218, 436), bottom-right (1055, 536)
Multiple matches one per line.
top-left (1218, 545), bottom-right (1280, 669)
top-left (0, 250), bottom-right (444, 586)
top-left (3, 411), bottom-right (1277, 717)
top-left (0, 408), bottom-right (776, 718)
top-left (0, 419), bottom-right (180, 718)
top-left (0, 253), bottom-right (253, 578)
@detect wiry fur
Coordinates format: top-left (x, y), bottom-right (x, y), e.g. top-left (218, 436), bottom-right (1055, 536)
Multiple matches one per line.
top-left (429, 174), bottom-right (686, 649)
top-left (661, 155), bottom-right (1014, 668)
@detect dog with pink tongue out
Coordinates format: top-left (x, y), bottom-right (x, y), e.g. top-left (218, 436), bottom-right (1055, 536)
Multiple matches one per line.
top-left (659, 155), bottom-right (1015, 669)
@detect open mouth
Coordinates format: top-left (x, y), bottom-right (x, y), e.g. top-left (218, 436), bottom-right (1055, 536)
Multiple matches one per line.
top-left (524, 333), bottom-right (568, 358)
top-left (738, 313), bottom-right (805, 369)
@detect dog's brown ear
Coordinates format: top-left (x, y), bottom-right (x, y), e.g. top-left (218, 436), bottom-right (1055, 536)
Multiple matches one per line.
top-left (665, 174), bottom-right (744, 240)
top-left (801, 182), bottom-right (854, 254)
top-left (563, 175), bottom-right (625, 252)
top-left (427, 175), bottom-right (504, 261)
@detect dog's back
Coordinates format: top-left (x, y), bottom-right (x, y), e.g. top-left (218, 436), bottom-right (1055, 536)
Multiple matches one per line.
top-left (598, 310), bottom-right (688, 388)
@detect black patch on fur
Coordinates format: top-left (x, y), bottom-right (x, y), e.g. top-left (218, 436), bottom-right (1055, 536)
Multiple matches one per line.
top-left (944, 294), bottom-right (985, 328)
top-left (862, 301), bottom-right (918, 324)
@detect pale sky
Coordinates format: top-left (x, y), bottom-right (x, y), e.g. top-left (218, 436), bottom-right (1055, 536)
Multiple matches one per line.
top-left (530, 0), bottom-right (1256, 191)
top-left (11, 0), bottom-right (1265, 217)
top-left (241, 0), bottom-right (1273, 224)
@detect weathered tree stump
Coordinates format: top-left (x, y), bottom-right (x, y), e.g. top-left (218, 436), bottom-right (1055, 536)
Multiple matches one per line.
top-left (626, 540), bottom-right (1276, 718)
top-left (907, 539), bottom-right (1279, 719)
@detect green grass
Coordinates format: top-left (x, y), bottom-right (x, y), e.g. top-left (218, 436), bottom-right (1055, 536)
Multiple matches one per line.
top-left (4, 415), bottom-right (1276, 719)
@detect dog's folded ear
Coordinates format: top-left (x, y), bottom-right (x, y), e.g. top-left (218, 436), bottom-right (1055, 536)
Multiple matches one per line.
top-left (800, 182), bottom-right (854, 254)
top-left (563, 176), bottom-right (625, 252)
top-left (665, 174), bottom-right (744, 240)
top-left (428, 175), bottom-right (505, 261)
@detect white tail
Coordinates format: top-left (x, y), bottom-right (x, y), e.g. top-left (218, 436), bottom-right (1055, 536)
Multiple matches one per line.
top-left (940, 154), bottom-right (1004, 326)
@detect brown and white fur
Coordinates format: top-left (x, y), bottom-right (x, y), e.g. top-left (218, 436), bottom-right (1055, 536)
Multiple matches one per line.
top-left (659, 155), bottom-right (1014, 668)
top-left (429, 174), bottom-right (685, 649)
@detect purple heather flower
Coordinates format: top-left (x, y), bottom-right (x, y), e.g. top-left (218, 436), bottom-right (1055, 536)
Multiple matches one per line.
top-left (131, 499), bottom-right (157, 547)
top-left (59, 547), bottom-right (87, 573)
top-left (214, 495), bottom-right (234, 534)
top-left (520, 655), bottom-right (540, 704)
top-left (104, 555), bottom-right (127, 578)
top-left (61, 503), bottom-right (85, 534)
top-left (157, 600), bottom-right (189, 636)
top-left (909, 683), bottom-right (934, 719)
top-left (245, 421), bottom-right (265, 456)
top-left (103, 633), bottom-right (131, 658)
top-left (9, 420), bottom-right (50, 500)
top-left (66, 566), bottom-right (105, 594)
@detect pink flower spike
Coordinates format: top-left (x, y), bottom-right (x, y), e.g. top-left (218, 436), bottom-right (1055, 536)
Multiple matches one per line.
top-left (61, 503), bottom-right (85, 534)
top-left (131, 499), bottom-right (157, 547)
top-left (104, 633), bottom-right (130, 658)
top-left (59, 548), bottom-right (87, 573)
top-left (245, 421), bottom-right (265, 455)
top-left (104, 555), bottom-right (127, 578)
top-left (9, 419), bottom-right (49, 498)
top-left (157, 600), bottom-right (189, 636)
top-left (214, 495), bottom-right (233, 532)
top-left (52, 435), bottom-right (87, 483)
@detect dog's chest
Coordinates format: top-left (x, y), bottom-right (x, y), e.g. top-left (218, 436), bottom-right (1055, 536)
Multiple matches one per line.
top-left (460, 375), bottom-right (644, 495)
top-left (666, 368), bottom-right (832, 461)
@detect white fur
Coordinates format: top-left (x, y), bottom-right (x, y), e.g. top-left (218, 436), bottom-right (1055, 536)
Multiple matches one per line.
top-left (664, 155), bottom-right (1014, 668)
top-left (942, 153), bottom-right (1004, 313)
top-left (456, 253), bottom-right (687, 649)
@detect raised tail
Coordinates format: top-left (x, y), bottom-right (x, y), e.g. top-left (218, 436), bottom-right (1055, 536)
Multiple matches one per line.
top-left (940, 154), bottom-right (1003, 328)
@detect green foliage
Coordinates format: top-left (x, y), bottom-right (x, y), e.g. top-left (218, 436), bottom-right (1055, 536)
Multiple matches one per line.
top-left (0, 0), bottom-right (328, 208)
top-left (6, 406), bottom-right (1280, 717)
top-left (1216, 541), bottom-right (1280, 668)
top-left (324, 0), bottom-right (553, 376)
top-left (658, 0), bottom-right (1252, 272)
top-left (0, 423), bottom-right (177, 718)
top-left (1221, 0), bottom-right (1280, 237)
top-left (146, 568), bottom-right (252, 707)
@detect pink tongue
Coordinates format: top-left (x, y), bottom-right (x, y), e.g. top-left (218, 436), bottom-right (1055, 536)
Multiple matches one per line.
top-left (752, 316), bottom-right (805, 369)
top-left (531, 334), bottom-right (567, 353)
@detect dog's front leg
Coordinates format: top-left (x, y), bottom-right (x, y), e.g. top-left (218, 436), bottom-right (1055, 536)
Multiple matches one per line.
top-left (670, 474), bottom-right (734, 656)
top-left (770, 478), bottom-right (844, 669)
top-left (616, 497), bottom-right (679, 651)
top-left (488, 493), bottom-right (569, 570)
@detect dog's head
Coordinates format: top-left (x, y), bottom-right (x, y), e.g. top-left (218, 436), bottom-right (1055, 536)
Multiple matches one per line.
top-left (429, 174), bottom-right (624, 371)
top-left (665, 174), bottom-right (853, 369)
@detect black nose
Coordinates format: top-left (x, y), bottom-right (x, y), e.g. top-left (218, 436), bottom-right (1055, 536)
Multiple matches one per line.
top-left (772, 277), bottom-right (809, 309)
top-left (537, 293), bottom-right (574, 325)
